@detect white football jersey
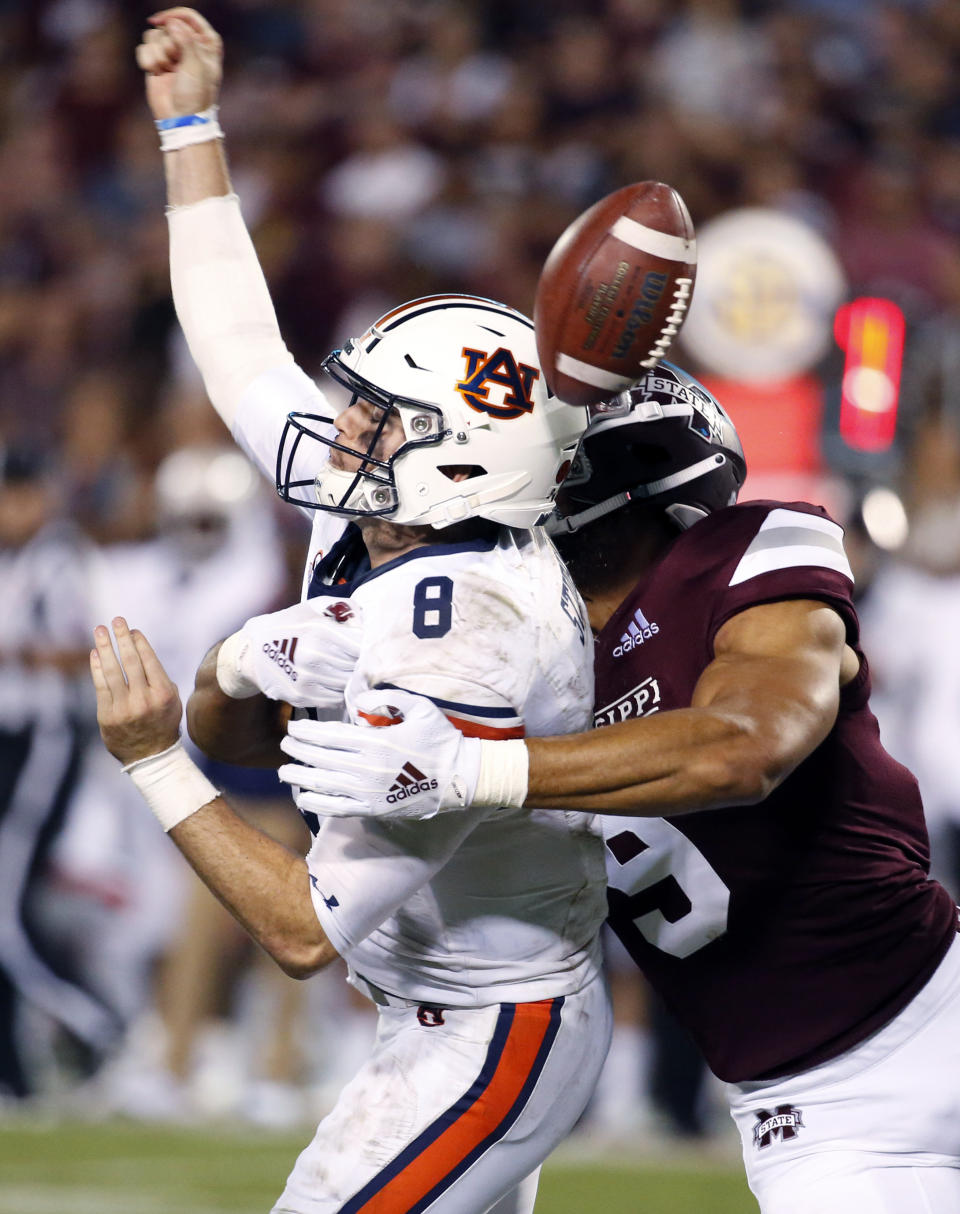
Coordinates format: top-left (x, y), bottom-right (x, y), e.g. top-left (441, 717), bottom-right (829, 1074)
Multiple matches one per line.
top-left (228, 363), bottom-right (605, 1006)
top-left (303, 526), bottom-right (606, 1006)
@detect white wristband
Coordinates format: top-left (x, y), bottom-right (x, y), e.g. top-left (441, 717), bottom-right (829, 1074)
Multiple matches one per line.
top-left (123, 739), bottom-right (219, 832)
top-left (157, 105), bottom-right (223, 152)
top-left (473, 739), bottom-right (529, 810)
top-left (216, 631), bottom-right (259, 699)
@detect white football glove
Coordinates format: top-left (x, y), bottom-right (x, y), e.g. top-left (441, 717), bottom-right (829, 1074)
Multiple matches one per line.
top-left (277, 687), bottom-right (518, 821)
top-left (216, 597), bottom-right (361, 708)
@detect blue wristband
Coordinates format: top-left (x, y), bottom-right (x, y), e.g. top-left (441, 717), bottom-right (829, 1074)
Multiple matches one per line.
top-left (155, 112), bottom-right (213, 131)
top-left (155, 105), bottom-right (223, 152)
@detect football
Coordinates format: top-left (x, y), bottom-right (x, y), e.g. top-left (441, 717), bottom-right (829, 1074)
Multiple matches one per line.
top-left (534, 182), bottom-right (697, 408)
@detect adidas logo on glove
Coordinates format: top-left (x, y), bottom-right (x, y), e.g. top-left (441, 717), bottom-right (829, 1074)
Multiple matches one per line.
top-left (386, 761), bottom-right (438, 804)
top-left (263, 636), bottom-right (299, 680)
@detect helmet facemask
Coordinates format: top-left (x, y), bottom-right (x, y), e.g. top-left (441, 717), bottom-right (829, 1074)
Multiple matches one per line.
top-left (276, 350), bottom-right (446, 519)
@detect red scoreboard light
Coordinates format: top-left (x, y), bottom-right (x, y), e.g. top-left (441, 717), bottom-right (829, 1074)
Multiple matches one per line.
top-left (833, 296), bottom-right (905, 452)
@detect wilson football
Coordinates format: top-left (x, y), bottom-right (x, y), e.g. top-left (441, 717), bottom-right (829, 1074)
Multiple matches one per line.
top-left (534, 182), bottom-right (697, 408)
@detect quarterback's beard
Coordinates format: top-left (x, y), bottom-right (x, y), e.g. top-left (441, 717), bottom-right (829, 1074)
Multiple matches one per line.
top-left (356, 515), bottom-right (433, 559)
top-left (357, 514), bottom-right (500, 563)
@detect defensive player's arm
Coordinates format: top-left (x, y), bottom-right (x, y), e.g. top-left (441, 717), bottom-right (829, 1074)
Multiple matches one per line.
top-left (137, 9), bottom-right (322, 470)
top-left (92, 619), bottom-right (335, 979)
top-left (186, 640), bottom-right (290, 768)
top-left (299, 667), bottom-right (505, 954)
top-left (527, 598), bottom-right (848, 815)
top-left (187, 596), bottom-right (362, 764)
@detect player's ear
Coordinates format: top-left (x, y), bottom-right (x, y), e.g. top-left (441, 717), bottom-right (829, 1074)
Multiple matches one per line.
top-left (439, 465), bottom-right (481, 483)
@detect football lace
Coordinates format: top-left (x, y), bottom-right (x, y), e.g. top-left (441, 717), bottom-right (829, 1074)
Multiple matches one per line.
top-left (640, 277), bottom-right (694, 370)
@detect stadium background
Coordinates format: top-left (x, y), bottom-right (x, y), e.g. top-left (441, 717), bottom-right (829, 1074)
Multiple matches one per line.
top-left (2, 0), bottom-right (960, 1210)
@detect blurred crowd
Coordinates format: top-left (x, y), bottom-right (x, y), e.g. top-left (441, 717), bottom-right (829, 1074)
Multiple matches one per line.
top-left (3, 0), bottom-right (960, 1142)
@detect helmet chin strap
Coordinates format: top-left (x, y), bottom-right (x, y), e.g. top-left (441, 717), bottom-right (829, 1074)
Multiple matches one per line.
top-left (399, 470), bottom-right (532, 528)
top-left (315, 464), bottom-right (397, 515)
top-left (318, 463), bottom-right (535, 528)
top-left (548, 453), bottom-right (728, 536)
top-left (545, 490), bottom-right (634, 536)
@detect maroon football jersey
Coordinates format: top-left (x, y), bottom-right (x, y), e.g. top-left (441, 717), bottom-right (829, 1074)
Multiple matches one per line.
top-left (596, 500), bottom-right (958, 1082)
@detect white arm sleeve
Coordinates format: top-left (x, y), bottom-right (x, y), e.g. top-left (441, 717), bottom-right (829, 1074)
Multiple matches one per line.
top-left (167, 193), bottom-right (332, 485)
top-left (307, 811), bottom-right (486, 955)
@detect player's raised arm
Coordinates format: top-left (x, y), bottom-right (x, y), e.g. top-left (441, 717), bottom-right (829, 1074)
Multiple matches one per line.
top-left (92, 617), bottom-right (336, 977)
top-left (137, 8), bottom-right (323, 470)
top-left (137, 8), bottom-right (227, 206)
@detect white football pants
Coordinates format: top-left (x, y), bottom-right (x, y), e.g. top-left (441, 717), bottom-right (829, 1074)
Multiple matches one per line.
top-left (272, 971), bottom-right (611, 1213)
top-left (728, 932), bottom-right (960, 1213)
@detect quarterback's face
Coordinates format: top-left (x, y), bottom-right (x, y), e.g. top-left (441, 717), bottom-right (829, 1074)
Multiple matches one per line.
top-left (331, 398), bottom-right (405, 472)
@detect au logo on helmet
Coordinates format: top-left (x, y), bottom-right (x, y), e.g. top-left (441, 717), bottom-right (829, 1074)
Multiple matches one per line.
top-left (456, 346), bottom-right (541, 420)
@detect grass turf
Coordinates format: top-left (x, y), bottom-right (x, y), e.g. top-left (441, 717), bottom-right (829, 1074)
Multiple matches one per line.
top-left (0, 1120), bottom-right (757, 1213)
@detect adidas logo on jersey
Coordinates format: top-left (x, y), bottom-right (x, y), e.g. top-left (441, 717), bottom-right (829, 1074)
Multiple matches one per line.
top-left (263, 636), bottom-right (299, 680)
top-left (386, 761), bottom-right (439, 804)
top-left (613, 608), bottom-right (659, 657)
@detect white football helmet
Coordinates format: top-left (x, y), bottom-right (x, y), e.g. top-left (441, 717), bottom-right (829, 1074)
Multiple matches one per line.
top-left (276, 295), bottom-right (587, 529)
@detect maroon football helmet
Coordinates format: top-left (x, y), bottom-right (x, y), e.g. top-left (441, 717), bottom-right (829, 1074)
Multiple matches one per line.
top-left (551, 361), bottom-right (746, 534)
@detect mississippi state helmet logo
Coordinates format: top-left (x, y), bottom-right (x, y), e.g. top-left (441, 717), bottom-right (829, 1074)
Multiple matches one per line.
top-left (456, 347), bottom-right (540, 420)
